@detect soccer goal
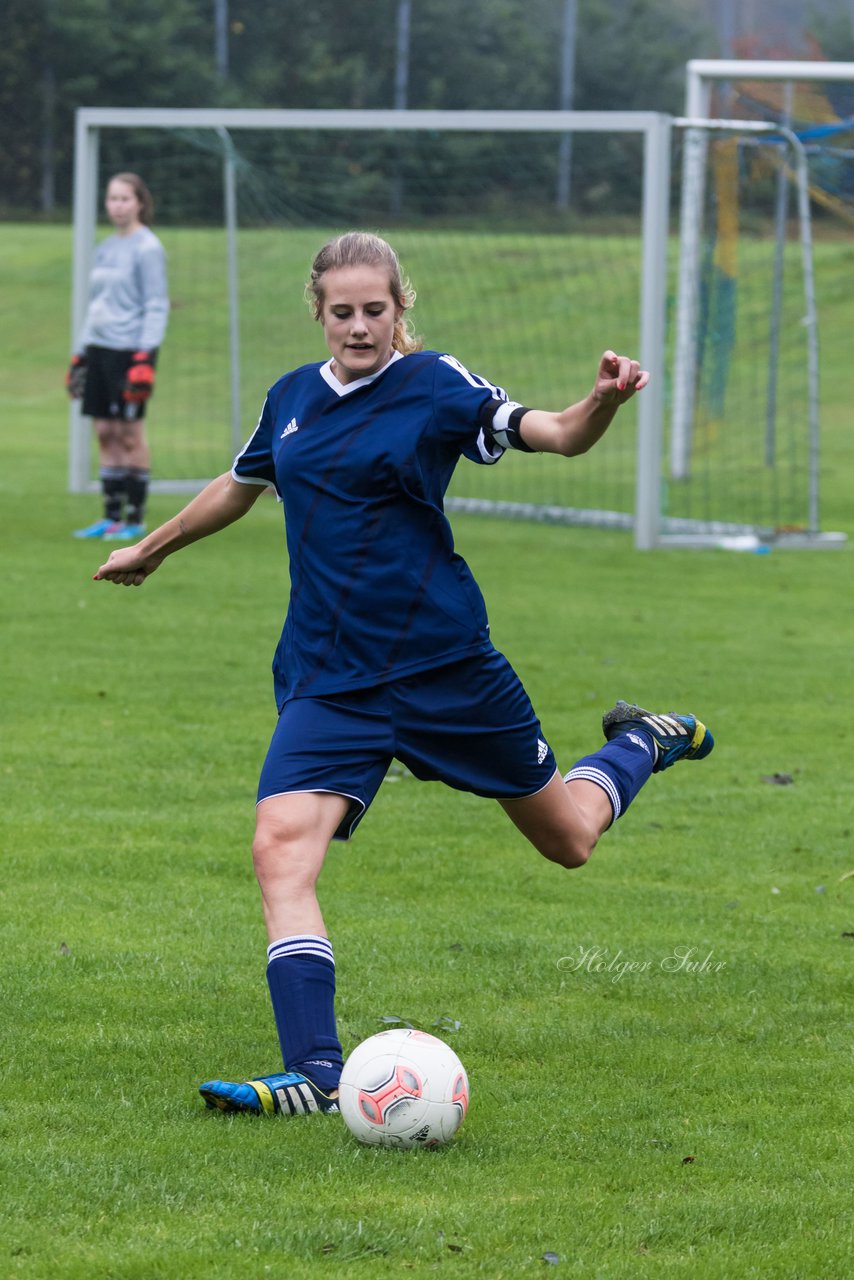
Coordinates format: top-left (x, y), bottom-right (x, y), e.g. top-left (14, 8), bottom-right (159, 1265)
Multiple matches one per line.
top-left (69, 106), bottom-right (671, 548)
top-left (70, 99), bottom-right (847, 548)
top-left (669, 59), bottom-right (854, 549)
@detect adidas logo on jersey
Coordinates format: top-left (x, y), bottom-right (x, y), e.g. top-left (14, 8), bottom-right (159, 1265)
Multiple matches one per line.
top-left (280, 417), bottom-right (299, 439)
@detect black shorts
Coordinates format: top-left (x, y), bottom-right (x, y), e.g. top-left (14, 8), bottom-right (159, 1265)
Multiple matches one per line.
top-left (81, 345), bottom-right (149, 421)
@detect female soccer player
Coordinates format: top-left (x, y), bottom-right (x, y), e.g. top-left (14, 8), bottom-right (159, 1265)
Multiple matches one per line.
top-left (68, 172), bottom-right (169, 541)
top-left (94, 231), bottom-right (713, 1118)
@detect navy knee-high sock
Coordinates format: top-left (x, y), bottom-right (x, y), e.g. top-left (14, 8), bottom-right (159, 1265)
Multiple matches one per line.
top-left (564, 729), bottom-right (656, 824)
top-left (266, 935), bottom-right (343, 1091)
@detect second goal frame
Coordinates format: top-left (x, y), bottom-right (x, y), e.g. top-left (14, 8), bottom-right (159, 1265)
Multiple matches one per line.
top-left (671, 59), bottom-right (854, 549)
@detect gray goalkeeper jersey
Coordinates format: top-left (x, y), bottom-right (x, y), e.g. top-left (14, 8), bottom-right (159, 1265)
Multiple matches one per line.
top-left (76, 226), bottom-right (169, 353)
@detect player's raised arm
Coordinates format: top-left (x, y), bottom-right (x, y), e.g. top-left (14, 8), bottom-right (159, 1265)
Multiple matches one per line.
top-left (93, 470), bottom-right (264, 586)
top-left (517, 350), bottom-right (649, 457)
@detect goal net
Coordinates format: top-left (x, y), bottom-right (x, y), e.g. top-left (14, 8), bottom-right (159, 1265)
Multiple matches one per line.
top-left (69, 108), bottom-right (669, 546)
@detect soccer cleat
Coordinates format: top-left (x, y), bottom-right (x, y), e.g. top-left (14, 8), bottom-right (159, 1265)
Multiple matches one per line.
top-left (602, 700), bottom-right (714, 772)
top-left (199, 1072), bottom-right (340, 1116)
top-left (102, 522), bottom-right (146, 541)
top-left (73, 518), bottom-right (122, 539)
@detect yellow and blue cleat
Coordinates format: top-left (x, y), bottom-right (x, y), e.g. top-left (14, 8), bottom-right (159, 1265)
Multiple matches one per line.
top-left (603, 701), bottom-right (714, 772)
top-left (199, 1072), bottom-right (339, 1116)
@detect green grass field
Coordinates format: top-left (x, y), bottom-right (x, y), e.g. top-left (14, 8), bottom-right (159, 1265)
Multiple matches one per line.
top-left (1, 225), bottom-right (853, 1279)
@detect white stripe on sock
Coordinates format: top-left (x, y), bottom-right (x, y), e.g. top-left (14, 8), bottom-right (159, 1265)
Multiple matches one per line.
top-left (267, 934), bottom-right (335, 965)
top-left (564, 766), bottom-right (622, 820)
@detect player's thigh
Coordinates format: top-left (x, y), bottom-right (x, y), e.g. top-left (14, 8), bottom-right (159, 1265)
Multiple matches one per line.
top-left (499, 771), bottom-right (596, 867)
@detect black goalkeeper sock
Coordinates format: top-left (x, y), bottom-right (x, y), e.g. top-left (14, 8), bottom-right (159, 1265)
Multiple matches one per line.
top-left (99, 467), bottom-right (125, 523)
top-left (125, 468), bottom-right (150, 525)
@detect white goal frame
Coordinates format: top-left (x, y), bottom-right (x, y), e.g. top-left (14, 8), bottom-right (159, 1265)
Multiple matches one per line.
top-left (671, 60), bottom-right (854, 549)
top-left (70, 106), bottom-right (672, 549)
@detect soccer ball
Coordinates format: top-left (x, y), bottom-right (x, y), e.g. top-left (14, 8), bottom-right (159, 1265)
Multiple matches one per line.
top-left (338, 1028), bottom-right (469, 1149)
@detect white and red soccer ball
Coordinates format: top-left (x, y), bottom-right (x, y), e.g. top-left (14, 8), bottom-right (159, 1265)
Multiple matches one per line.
top-left (338, 1028), bottom-right (469, 1149)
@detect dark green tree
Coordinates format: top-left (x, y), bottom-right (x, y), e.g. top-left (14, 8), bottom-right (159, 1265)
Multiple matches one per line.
top-left (1, 0), bottom-right (221, 212)
top-left (0, 0), bottom-right (716, 216)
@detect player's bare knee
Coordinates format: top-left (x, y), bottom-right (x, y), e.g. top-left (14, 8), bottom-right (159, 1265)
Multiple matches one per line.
top-left (253, 814), bottom-right (325, 894)
top-left (252, 818), bottom-right (300, 880)
top-left (554, 840), bottom-right (592, 870)
top-left (537, 829), bottom-right (593, 870)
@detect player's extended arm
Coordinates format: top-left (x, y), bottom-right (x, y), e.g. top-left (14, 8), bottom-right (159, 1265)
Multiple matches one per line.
top-left (93, 472), bottom-right (264, 587)
top-left (518, 350), bottom-right (649, 457)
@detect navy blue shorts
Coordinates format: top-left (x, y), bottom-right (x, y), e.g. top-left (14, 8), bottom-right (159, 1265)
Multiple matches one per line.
top-left (257, 649), bottom-right (557, 840)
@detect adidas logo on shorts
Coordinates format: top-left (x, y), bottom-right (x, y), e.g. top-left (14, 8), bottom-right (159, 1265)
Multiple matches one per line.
top-left (537, 738), bottom-right (549, 764)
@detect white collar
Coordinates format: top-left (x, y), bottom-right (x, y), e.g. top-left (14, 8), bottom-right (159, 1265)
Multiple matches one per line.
top-left (319, 350), bottom-right (403, 397)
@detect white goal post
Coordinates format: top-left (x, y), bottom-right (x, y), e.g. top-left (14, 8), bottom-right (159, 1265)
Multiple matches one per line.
top-left (671, 59), bottom-right (854, 549)
top-left (70, 106), bottom-right (672, 550)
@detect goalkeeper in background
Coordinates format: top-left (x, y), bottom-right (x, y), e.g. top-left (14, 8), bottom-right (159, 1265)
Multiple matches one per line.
top-left (67, 172), bottom-right (169, 541)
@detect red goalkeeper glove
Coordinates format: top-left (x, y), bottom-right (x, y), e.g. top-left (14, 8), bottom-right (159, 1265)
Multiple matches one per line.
top-left (66, 354), bottom-right (87, 398)
top-left (123, 351), bottom-right (157, 405)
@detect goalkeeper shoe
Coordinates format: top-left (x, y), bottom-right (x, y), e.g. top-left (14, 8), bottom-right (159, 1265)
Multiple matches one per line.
top-left (73, 518), bottom-right (122, 539)
top-left (602, 701), bottom-right (714, 772)
top-left (199, 1072), bottom-right (339, 1116)
top-left (103, 522), bottom-right (146, 542)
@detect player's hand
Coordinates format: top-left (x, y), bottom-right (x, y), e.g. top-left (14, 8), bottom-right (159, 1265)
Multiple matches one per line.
top-left (123, 351), bottom-right (156, 405)
top-left (66, 354), bottom-right (87, 399)
top-left (593, 350), bottom-right (649, 405)
top-left (93, 543), bottom-right (164, 587)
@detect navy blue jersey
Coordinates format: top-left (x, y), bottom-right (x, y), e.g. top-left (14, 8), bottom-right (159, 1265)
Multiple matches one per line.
top-left (232, 350), bottom-right (524, 707)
